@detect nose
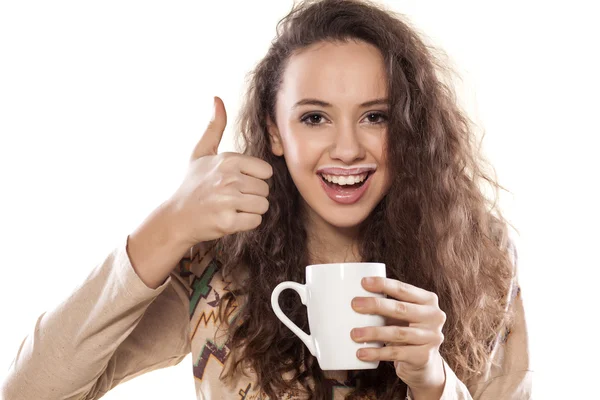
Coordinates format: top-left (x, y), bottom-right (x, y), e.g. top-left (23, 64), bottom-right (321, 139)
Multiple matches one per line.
top-left (329, 124), bottom-right (366, 164)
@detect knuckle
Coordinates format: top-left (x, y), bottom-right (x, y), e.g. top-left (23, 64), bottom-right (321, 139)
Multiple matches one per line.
top-left (391, 346), bottom-right (404, 360)
top-left (395, 301), bottom-right (406, 315)
top-left (214, 173), bottom-right (239, 191)
top-left (430, 292), bottom-right (439, 305)
top-left (226, 174), bottom-right (241, 188)
top-left (218, 212), bottom-right (237, 233)
top-left (394, 327), bottom-right (406, 342)
top-left (412, 328), bottom-right (424, 341)
top-left (215, 152), bottom-right (228, 165)
top-left (439, 310), bottom-right (447, 324)
top-left (251, 214), bottom-right (262, 228)
top-left (380, 277), bottom-right (389, 291)
top-left (260, 198), bottom-right (270, 214)
top-left (259, 158), bottom-right (273, 173)
top-left (396, 280), bottom-right (408, 292)
top-left (211, 175), bottom-right (224, 189)
top-left (217, 152), bottom-right (236, 169)
top-left (420, 351), bottom-right (432, 366)
top-left (265, 163), bottom-right (274, 177)
top-left (428, 347), bottom-right (438, 361)
top-left (438, 332), bottom-right (445, 345)
top-left (372, 297), bottom-right (382, 310)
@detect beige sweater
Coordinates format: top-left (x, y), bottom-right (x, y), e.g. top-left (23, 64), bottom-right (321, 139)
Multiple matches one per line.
top-left (1, 237), bottom-right (532, 399)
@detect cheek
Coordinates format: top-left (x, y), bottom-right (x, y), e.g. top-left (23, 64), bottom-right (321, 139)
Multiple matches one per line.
top-left (366, 134), bottom-right (391, 186)
top-left (281, 129), bottom-right (323, 167)
top-left (365, 132), bottom-right (387, 161)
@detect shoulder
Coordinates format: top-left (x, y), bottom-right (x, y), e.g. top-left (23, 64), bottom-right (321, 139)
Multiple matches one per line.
top-left (177, 240), bottom-right (220, 280)
top-left (497, 229), bottom-right (524, 344)
top-left (172, 240), bottom-right (228, 317)
top-left (177, 240), bottom-right (239, 322)
top-left (505, 229), bottom-right (520, 307)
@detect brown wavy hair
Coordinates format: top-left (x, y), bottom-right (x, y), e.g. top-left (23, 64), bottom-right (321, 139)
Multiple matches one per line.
top-left (214, 0), bottom-right (516, 398)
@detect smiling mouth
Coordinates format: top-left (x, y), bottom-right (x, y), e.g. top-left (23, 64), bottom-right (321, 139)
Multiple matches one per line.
top-left (318, 171), bottom-right (373, 189)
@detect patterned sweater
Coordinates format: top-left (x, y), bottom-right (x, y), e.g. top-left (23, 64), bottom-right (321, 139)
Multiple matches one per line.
top-left (1, 236), bottom-right (532, 399)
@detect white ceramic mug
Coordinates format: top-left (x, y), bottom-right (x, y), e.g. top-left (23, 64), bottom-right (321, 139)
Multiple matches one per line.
top-left (271, 262), bottom-right (386, 370)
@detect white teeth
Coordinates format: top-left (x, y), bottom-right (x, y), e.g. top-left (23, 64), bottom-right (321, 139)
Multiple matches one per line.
top-left (321, 173), bottom-right (368, 185)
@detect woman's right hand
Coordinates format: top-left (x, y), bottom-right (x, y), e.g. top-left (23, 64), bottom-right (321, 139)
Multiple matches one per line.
top-left (166, 96), bottom-right (273, 247)
top-left (127, 96), bottom-right (272, 289)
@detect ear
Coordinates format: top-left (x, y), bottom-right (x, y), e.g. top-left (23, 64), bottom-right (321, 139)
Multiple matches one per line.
top-left (267, 116), bottom-right (284, 156)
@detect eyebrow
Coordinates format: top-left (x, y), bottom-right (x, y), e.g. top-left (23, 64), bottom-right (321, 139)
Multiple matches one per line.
top-left (292, 98), bottom-right (389, 110)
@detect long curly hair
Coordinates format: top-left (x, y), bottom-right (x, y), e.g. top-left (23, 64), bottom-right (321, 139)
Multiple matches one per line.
top-left (214, 0), bottom-right (516, 398)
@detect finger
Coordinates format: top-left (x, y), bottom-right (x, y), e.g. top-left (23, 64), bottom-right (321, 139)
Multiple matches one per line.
top-left (351, 326), bottom-right (436, 346)
top-left (231, 212), bottom-right (263, 233)
top-left (235, 194), bottom-right (270, 215)
top-left (238, 174), bottom-right (270, 197)
top-left (237, 154), bottom-right (273, 180)
top-left (361, 277), bottom-right (439, 305)
top-left (352, 297), bottom-right (436, 324)
top-left (357, 344), bottom-right (430, 367)
top-left (191, 96), bottom-right (227, 160)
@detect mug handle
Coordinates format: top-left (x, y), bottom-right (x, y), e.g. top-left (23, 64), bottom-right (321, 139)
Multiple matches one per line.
top-left (270, 281), bottom-right (316, 356)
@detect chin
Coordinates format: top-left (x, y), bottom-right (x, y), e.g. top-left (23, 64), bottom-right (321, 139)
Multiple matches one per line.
top-left (316, 206), bottom-right (373, 229)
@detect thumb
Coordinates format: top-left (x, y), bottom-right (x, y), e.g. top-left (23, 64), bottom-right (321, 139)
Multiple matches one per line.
top-left (191, 96), bottom-right (227, 160)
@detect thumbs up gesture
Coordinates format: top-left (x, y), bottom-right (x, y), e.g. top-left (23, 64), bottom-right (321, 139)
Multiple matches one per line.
top-left (167, 96), bottom-right (273, 247)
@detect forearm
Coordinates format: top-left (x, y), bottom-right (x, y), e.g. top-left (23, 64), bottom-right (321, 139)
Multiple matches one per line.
top-left (0, 240), bottom-right (175, 399)
top-left (128, 201), bottom-right (191, 289)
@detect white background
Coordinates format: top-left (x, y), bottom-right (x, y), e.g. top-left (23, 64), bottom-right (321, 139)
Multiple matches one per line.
top-left (1, 1), bottom-right (598, 399)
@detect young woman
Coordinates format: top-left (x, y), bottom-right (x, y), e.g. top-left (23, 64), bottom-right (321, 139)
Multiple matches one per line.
top-left (1, 0), bottom-right (531, 399)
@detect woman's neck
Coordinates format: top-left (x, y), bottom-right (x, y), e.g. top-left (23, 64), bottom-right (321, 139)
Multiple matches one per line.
top-left (304, 207), bottom-right (362, 265)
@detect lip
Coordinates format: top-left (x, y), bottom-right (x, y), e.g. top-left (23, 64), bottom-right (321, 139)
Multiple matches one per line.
top-left (318, 171), bottom-right (373, 205)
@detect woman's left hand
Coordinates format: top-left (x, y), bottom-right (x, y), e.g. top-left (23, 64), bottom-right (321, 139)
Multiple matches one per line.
top-left (351, 277), bottom-right (447, 397)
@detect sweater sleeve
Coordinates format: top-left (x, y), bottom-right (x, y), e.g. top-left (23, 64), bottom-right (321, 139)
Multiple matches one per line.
top-left (1, 235), bottom-right (192, 400)
top-left (406, 236), bottom-right (532, 400)
top-left (405, 286), bottom-right (531, 400)
top-left (466, 286), bottom-right (532, 399)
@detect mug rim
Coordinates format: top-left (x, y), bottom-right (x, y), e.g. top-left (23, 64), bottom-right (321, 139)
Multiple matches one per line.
top-left (306, 262), bottom-right (385, 269)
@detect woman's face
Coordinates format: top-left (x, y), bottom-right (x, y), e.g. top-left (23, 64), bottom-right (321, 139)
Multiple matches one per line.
top-left (268, 40), bottom-right (391, 229)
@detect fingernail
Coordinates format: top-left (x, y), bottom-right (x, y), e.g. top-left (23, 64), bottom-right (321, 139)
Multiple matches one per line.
top-left (357, 349), bottom-right (367, 359)
top-left (362, 277), bottom-right (374, 285)
top-left (352, 298), bottom-right (366, 309)
top-left (352, 328), bottom-right (365, 340)
top-left (211, 97), bottom-right (217, 120)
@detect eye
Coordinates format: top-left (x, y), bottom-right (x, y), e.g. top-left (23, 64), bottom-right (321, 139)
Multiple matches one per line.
top-left (300, 113), bottom-right (328, 127)
top-left (363, 112), bottom-right (388, 124)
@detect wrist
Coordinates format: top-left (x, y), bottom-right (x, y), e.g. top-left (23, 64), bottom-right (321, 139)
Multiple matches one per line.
top-left (127, 202), bottom-right (191, 289)
top-left (408, 354), bottom-right (446, 400)
top-left (410, 385), bottom-right (444, 400)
